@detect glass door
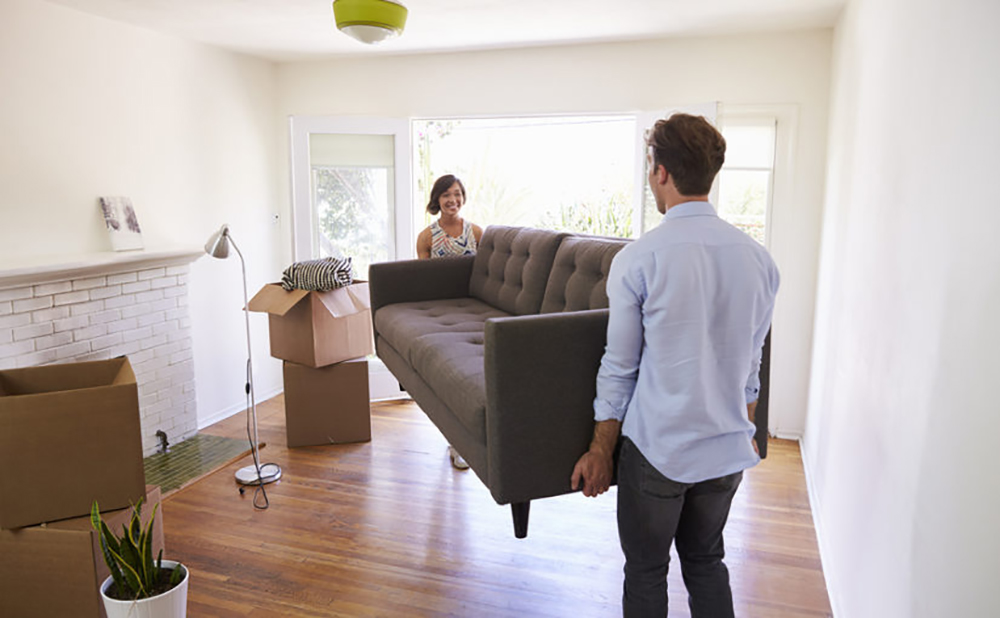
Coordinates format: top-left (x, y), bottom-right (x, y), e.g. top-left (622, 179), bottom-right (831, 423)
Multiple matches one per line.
top-left (290, 117), bottom-right (411, 400)
top-left (309, 134), bottom-right (395, 276)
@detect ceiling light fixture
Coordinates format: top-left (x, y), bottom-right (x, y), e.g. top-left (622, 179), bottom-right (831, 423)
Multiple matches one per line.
top-left (332, 0), bottom-right (408, 45)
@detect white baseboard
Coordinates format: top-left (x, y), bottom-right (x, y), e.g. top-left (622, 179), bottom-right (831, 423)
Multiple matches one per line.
top-left (798, 437), bottom-right (842, 618)
top-left (195, 373), bottom-right (410, 431)
top-left (196, 384), bottom-right (284, 431)
top-left (773, 430), bottom-right (803, 441)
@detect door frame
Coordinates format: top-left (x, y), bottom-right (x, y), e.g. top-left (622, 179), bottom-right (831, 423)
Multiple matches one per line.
top-left (289, 116), bottom-right (413, 263)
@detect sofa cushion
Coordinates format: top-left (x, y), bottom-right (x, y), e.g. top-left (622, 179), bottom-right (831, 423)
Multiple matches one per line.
top-left (373, 298), bottom-right (510, 442)
top-left (408, 332), bottom-right (490, 442)
top-left (540, 235), bottom-right (630, 313)
top-left (373, 298), bottom-right (508, 362)
top-left (470, 226), bottom-right (568, 316)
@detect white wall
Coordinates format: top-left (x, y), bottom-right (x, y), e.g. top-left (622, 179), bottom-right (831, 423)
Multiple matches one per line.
top-left (276, 31), bottom-right (833, 436)
top-left (805, 0), bottom-right (1000, 615)
top-left (0, 0), bottom-right (284, 428)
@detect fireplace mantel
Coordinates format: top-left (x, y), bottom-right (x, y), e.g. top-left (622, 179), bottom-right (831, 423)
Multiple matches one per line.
top-left (0, 247), bottom-right (204, 290)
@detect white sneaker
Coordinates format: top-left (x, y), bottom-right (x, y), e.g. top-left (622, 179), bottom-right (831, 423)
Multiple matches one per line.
top-left (448, 445), bottom-right (470, 470)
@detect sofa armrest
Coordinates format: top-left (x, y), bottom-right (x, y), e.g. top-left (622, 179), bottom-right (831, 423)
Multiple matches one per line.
top-left (368, 255), bottom-right (475, 315)
top-left (483, 309), bottom-right (609, 505)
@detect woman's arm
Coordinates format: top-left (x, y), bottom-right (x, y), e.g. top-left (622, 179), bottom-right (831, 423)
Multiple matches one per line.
top-left (472, 224), bottom-right (484, 245)
top-left (416, 226), bottom-right (432, 259)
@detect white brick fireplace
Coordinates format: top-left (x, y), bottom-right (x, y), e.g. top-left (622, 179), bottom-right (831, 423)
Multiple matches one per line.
top-left (0, 249), bottom-right (203, 456)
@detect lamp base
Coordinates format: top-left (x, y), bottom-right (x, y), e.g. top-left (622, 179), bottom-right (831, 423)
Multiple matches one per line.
top-left (235, 463), bottom-right (282, 485)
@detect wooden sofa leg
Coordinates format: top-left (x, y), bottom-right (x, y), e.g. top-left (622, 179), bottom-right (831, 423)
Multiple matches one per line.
top-left (511, 502), bottom-right (530, 539)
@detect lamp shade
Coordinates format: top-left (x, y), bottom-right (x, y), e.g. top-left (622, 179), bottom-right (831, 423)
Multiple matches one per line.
top-left (204, 224), bottom-right (231, 259)
top-left (333, 0), bottom-right (408, 44)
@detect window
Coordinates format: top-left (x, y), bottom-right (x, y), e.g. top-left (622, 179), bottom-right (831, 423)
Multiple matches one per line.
top-left (412, 107), bottom-right (782, 245)
top-left (309, 133), bottom-right (395, 279)
top-left (289, 117), bottom-right (411, 269)
top-left (716, 119), bottom-right (776, 245)
top-left (413, 116), bottom-right (637, 238)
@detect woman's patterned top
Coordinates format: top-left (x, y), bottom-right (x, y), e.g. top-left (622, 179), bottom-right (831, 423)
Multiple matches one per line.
top-left (430, 219), bottom-right (478, 258)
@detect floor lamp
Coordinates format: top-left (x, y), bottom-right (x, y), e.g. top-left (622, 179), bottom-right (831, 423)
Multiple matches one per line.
top-left (204, 224), bottom-right (281, 487)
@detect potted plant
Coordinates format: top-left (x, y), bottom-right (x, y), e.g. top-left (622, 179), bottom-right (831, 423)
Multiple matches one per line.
top-left (90, 498), bottom-right (189, 618)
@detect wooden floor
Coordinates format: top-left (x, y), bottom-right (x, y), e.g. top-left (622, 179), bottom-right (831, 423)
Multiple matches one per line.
top-left (162, 396), bottom-right (832, 617)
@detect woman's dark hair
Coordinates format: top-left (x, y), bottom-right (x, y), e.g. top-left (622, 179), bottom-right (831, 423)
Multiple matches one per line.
top-left (646, 114), bottom-right (726, 196)
top-left (426, 175), bottom-right (466, 215)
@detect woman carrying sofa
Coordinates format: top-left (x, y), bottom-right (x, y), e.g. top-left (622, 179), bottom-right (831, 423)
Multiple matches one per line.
top-left (415, 174), bottom-right (484, 469)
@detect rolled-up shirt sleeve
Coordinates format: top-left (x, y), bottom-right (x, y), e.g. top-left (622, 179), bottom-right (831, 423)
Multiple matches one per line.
top-left (745, 263), bottom-right (780, 403)
top-left (594, 252), bottom-right (646, 422)
top-left (745, 349), bottom-right (762, 404)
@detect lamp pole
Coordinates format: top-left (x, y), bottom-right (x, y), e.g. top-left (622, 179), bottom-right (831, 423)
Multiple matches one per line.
top-left (205, 225), bottom-right (281, 488)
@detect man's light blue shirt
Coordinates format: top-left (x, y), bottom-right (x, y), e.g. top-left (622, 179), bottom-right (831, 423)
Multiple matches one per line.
top-left (594, 201), bottom-right (779, 483)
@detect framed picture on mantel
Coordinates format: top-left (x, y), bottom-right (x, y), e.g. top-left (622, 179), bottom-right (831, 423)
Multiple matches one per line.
top-left (99, 196), bottom-right (144, 251)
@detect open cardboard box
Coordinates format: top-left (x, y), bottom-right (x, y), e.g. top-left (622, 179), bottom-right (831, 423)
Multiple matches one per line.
top-left (0, 356), bottom-right (146, 530)
top-left (283, 359), bottom-right (371, 447)
top-left (248, 281), bottom-right (375, 368)
top-left (0, 485), bottom-right (164, 618)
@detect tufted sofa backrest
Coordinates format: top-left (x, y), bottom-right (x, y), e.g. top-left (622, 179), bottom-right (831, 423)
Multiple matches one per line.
top-left (540, 234), bottom-right (630, 313)
top-left (470, 226), bottom-right (568, 316)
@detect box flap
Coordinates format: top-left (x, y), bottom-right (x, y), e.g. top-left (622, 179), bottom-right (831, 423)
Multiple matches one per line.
top-left (111, 356), bottom-right (136, 386)
top-left (247, 284), bottom-right (310, 316)
top-left (314, 281), bottom-right (371, 318)
top-left (0, 357), bottom-right (132, 397)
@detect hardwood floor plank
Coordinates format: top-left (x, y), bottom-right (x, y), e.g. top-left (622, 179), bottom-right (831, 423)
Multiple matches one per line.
top-left (164, 396), bottom-right (831, 617)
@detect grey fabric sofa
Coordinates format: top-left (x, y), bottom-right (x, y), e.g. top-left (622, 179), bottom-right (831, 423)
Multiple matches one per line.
top-left (368, 225), bottom-right (770, 538)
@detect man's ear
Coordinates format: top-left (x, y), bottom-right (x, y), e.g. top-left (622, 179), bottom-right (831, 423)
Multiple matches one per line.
top-left (653, 163), bottom-right (668, 187)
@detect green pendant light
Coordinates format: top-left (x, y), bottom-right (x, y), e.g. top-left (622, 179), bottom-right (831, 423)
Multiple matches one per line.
top-left (333, 0), bottom-right (408, 45)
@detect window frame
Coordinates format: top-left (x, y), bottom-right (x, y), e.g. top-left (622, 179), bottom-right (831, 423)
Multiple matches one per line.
top-left (717, 105), bottom-right (799, 252)
top-left (411, 105), bottom-right (718, 240)
top-left (289, 116), bottom-right (412, 262)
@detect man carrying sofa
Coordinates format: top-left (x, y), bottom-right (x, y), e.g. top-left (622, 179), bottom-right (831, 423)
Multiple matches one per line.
top-left (571, 114), bottom-right (780, 618)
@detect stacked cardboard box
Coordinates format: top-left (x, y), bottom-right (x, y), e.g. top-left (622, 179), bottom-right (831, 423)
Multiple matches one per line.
top-left (248, 281), bottom-right (373, 447)
top-left (0, 485), bottom-right (164, 618)
top-left (0, 357), bottom-right (153, 617)
top-left (0, 357), bottom-right (147, 529)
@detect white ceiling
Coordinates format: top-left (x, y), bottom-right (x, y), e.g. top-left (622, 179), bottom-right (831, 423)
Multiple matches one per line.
top-left (46, 0), bottom-right (845, 62)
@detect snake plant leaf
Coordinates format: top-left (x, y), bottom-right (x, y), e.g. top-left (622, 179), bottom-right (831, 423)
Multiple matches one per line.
top-left (116, 557), bottom-right (146, 599)
top-left (117, 529), bottom-right (144, 595)
top-left (169, 563), bottom-right (184, 587)
top-left (91, 501), bottom-right (127, 595)
top-left (140, 503), bottom-right (159, 586)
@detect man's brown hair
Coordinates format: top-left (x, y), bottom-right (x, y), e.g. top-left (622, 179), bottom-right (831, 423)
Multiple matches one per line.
top-left (646, 114), bottom-right (726, 196)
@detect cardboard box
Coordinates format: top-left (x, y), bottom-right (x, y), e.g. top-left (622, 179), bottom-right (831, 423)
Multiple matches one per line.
top-left (0, 356), bottom-right (146, 530)
top-left (283, 359), bottom-right (371, 447)
top-left (248, 282), bottom-right (375, 368)
top-left (0, 485), bottom-right (165, 618)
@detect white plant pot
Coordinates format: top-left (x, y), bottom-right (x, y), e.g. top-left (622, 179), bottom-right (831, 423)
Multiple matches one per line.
top-left (99, 560), bottom-right (189, 618)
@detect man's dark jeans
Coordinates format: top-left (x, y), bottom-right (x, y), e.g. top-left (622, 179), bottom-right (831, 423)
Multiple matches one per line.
top-left (617, 437), bottom-right (743, 618)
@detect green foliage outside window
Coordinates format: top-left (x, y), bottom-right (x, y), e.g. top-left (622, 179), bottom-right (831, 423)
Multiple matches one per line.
top-left (538, 190), bottom-right (632, 238)
top-left (718, 169), bottom-right (768, 245)
top-left (313, 166), bottom-right (389, 278)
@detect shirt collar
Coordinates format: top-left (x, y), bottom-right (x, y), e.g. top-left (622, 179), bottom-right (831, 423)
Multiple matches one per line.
top-left (663, 201), bottom-right (717, 220)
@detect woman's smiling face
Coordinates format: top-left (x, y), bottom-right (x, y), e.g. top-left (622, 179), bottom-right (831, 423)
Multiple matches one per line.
top-left (438, 182), bottom-right (465, 216)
